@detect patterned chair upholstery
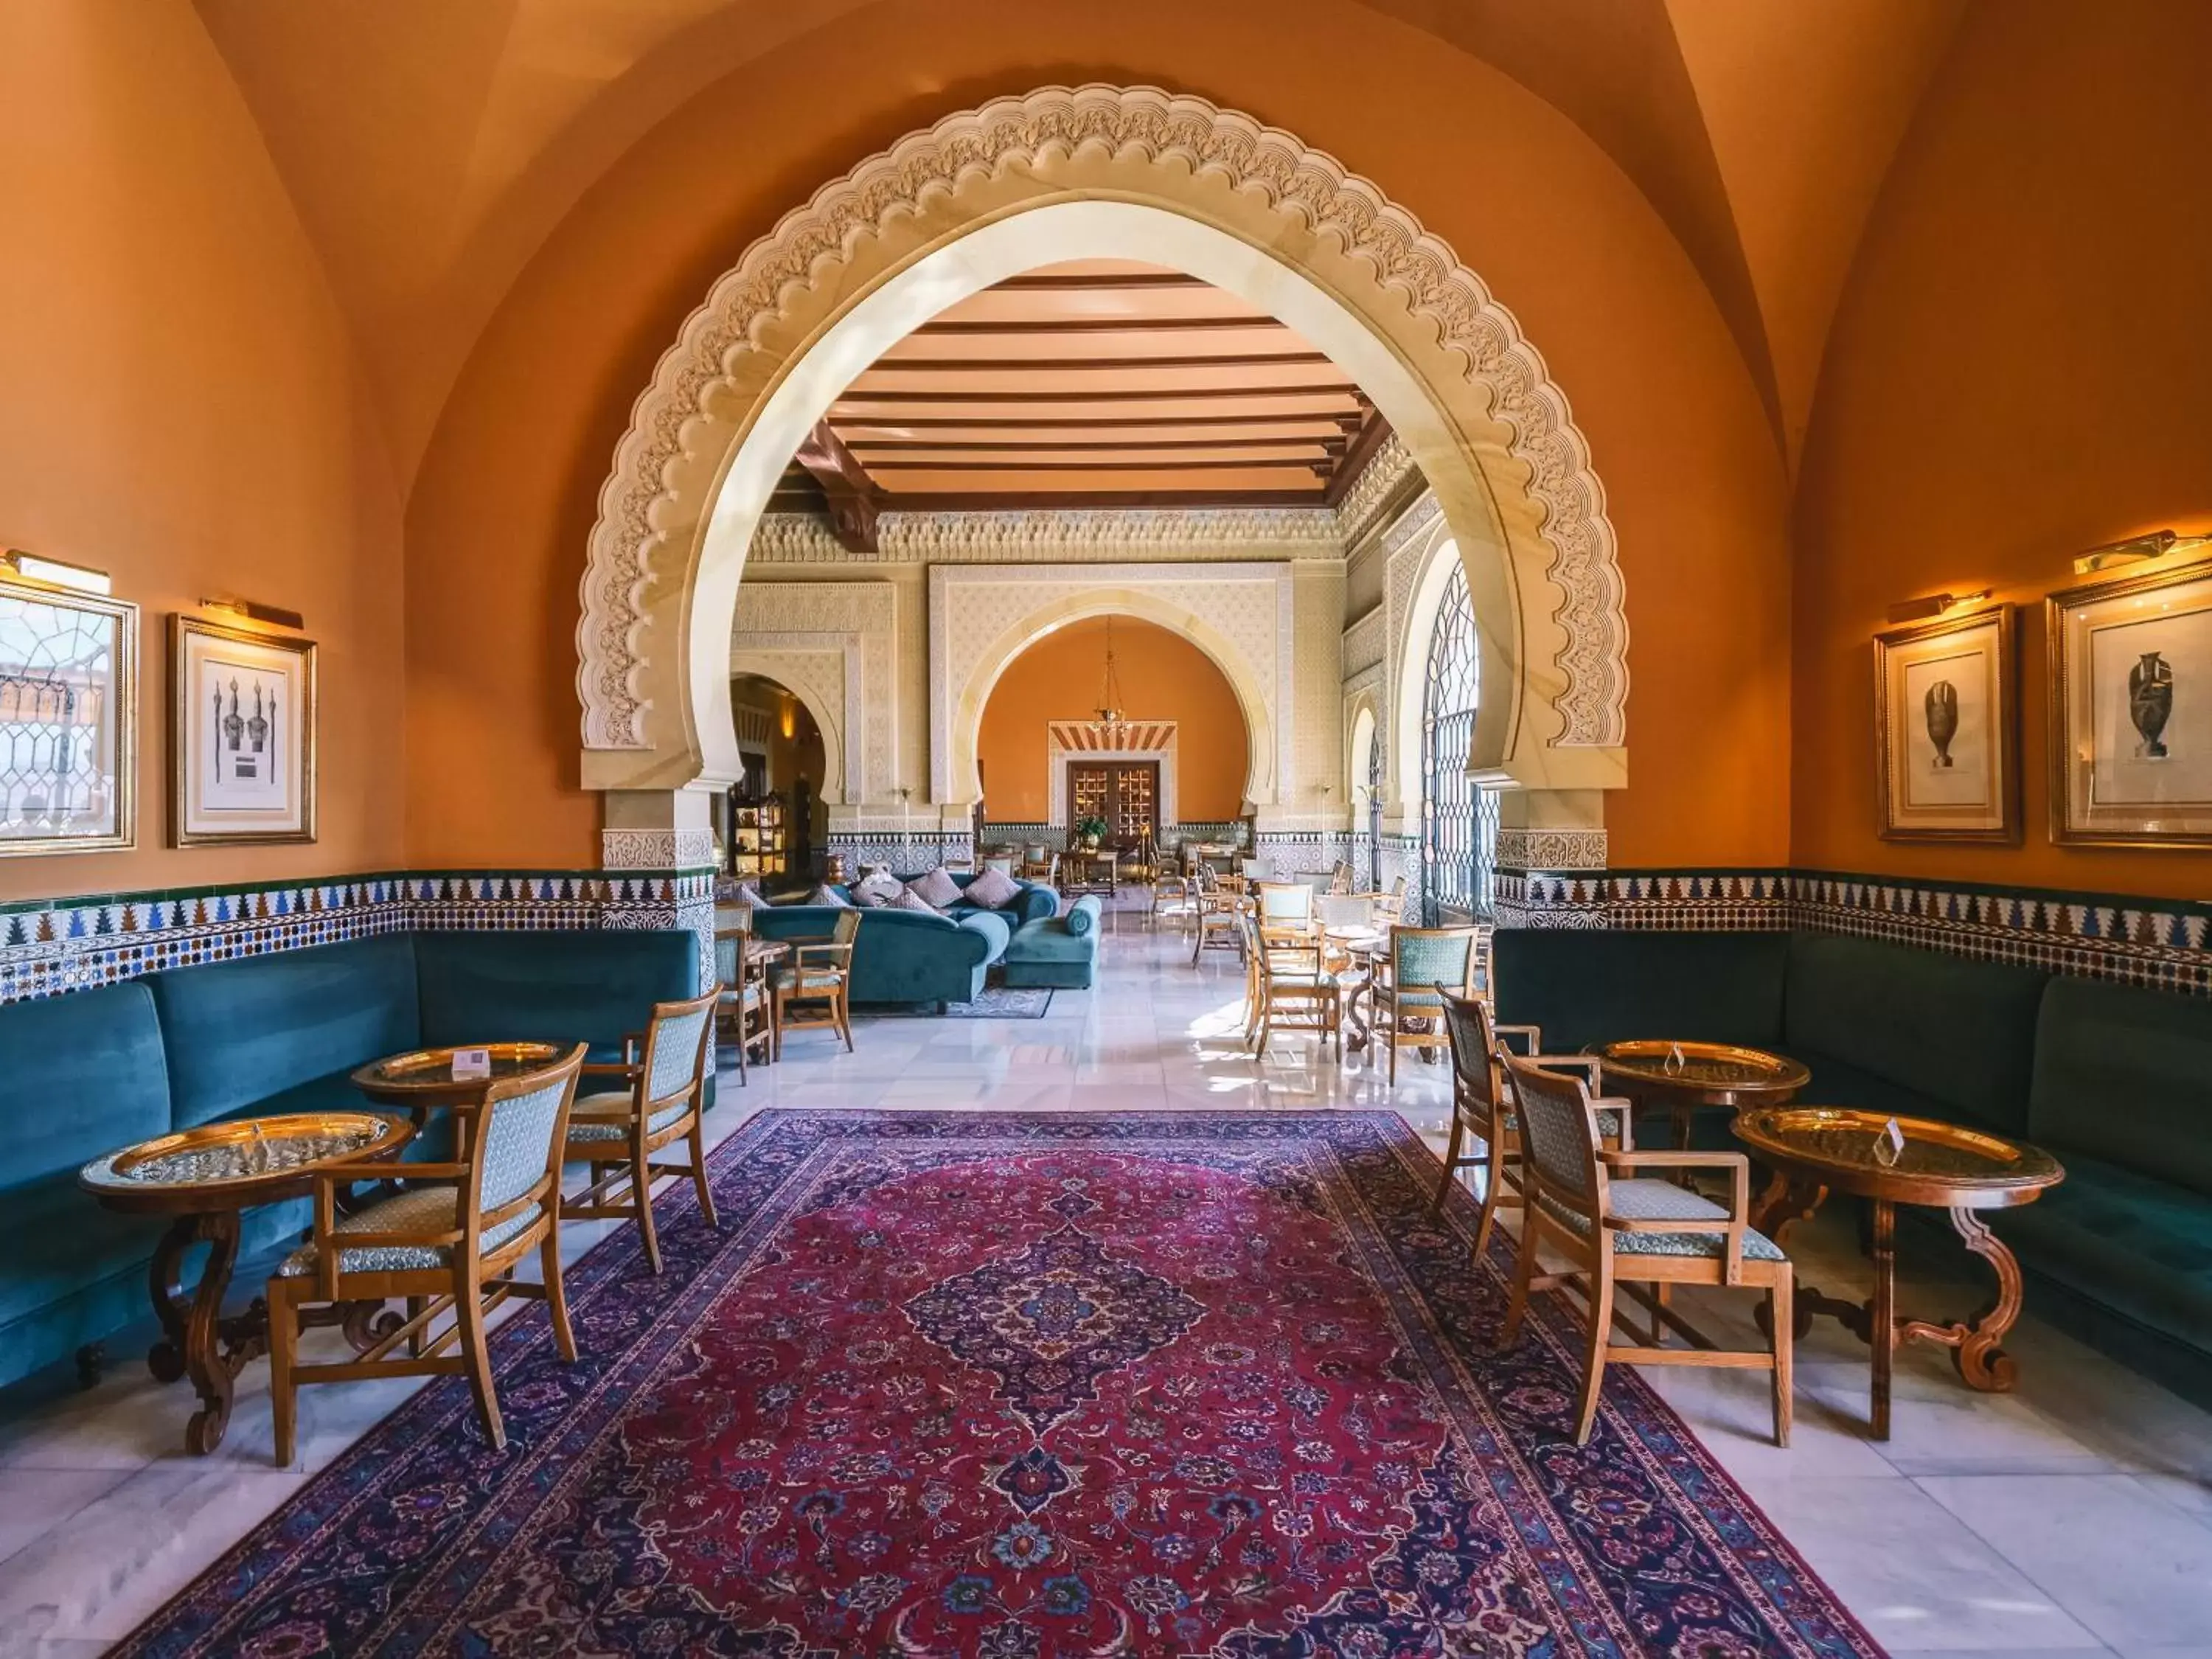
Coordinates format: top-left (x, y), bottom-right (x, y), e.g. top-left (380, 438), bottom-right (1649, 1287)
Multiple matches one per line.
top-left (1253, 882), bottom-right (1315, 925)
top-left (265, 1045), bottom-right (588, 1465)
top-left (1433, 990), bottom-right (1633, 1259)
top-left (1372, 927), bottom-right (1481, 1085)
top-left (1501, 1054), bottom-right (1795, 1447)
top-left (563, 989), bottom-right (720, 1275)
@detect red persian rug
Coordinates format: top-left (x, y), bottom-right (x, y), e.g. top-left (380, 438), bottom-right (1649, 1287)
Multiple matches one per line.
top-left (116, 1110), bottom-right (1881, 1658)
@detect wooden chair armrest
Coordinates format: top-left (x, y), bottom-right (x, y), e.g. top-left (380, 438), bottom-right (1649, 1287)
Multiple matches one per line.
top-left (1602, 1150), bottom-right (1747, 1171)
top-left (580, 1060), bottom-right (641, 1077)
top-left (1494, 1023), bottom-right (1543, 1051)
top-left (321, 1160), bottom-right (470, 1183)
top-left (792, 941), bottom-right (853, 968)
top-left (1529, 1054), bottom-right (1603, 1082)
top-left (622, 1031), bottom-right (644, 1065)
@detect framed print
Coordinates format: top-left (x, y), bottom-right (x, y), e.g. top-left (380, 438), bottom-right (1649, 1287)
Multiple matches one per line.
top-left (0, 574), bottom-right (137, 856)
top-left (170, 615), bottom-right (316, 846)
top-left (1874, 603), bottom-right (2018, 842)
top-left (2048, 554), bottom-right (2212, 846)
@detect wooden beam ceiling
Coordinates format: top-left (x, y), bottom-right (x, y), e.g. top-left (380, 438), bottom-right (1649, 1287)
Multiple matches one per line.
top-left (814, 258), bottom-right (1399, 507)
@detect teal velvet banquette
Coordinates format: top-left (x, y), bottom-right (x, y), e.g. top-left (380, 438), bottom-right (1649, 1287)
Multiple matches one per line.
top-left (0, 928), bottom-right (698, 1393)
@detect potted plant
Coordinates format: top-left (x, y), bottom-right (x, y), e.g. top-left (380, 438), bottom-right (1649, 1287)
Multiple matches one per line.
top-left (1074, 815), bottom-right (1109, 851)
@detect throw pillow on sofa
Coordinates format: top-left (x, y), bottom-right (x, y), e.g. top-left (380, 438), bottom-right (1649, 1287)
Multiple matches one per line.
top-left (962, 866), bottom-right (1023, 910)
top-left (854, 869), bottom-right (905, 905)
top-left (907, 866), bottom-right (966, 909)
top-left (807, 883), bottom-right (854, 908)
top-left (888, 888), bottom-right (942, 915)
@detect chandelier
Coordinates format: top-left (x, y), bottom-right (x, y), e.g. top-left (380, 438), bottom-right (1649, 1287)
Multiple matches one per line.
top-left (1088, 616), bottom-right (1130, 741)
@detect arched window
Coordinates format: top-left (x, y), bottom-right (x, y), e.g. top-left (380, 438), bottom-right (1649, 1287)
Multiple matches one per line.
top-left (1419, 557), bottom-right (1495, 919)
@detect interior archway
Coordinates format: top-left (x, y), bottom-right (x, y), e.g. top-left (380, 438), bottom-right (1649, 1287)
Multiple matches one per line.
top-left (577, 86), bottom-right (1629, 844)
top-left (977, 614), bottom-right (1252, 840)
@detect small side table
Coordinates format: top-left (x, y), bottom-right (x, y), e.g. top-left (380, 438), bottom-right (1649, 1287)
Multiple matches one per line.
top-left (352, 1040), bottom-right (568, 1113)
top-left (80, 1111), bottom-right (415, 1455)
top-left (1593, 1040), bottom-right (1811, 1148)
top-left (1734, 1105), bottom-right (2065, 1439)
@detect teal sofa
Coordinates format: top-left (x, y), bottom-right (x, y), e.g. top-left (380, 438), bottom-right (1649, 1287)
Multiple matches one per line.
top-left (1004, 895), bottom-right (1103, 990)
top-left (1494, 927), bottom-right (2212, 1407)
top-left (0, 928), bottom-right (697, 1394)
top-left (749, 904), bottom-right (1012, 1009)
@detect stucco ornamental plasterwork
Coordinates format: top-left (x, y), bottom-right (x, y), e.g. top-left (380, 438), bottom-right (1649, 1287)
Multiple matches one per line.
top-left (930, 563), bottom-right (1293, 810)
top-left (731, 582), bottom-right (896, 803)
top-left (1343, 608), bottom-right (1387, 679)
top-left (749, 508), bottom-right (1342, 565)
top-left (578, 84), bottom-right (1627, 758)
top-left (1494, 827), bottom-right (1610, 870)
top-left (599, 828), bottom-right (718, 870)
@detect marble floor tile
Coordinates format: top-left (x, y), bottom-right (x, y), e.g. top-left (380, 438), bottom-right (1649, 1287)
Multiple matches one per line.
top-left (1916, 1474), bottom-right (2212, 1649)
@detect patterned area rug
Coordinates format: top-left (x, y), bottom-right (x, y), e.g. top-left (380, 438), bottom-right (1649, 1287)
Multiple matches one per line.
top-left (116, 1112), bottom-right (1880, 1658)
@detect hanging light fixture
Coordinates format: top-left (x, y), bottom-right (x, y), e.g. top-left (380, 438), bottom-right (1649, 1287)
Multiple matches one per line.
top-left (1089, 616), bottom-right (1129, 741)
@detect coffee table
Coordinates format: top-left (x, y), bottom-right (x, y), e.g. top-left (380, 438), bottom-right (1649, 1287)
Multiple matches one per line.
top-left (80, 1110), bottom-right (415, 1454)
top-left (1734, 1105), bottom-right (2065, 1439)
top-left (1593, 1040), bottom-right (1810, 1147)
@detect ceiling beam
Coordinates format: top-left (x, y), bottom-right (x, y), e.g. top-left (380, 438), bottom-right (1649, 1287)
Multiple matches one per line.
top-left (790, 420), bottom-right (883, 553)
top-left (860, 350), bottom-right (1336, 374)
top-left (864, 456), bottom-right (1333, 474)
top-left (846, 436), bottom-right (1341, 455)
top-left (911, 316), bottom-right (1284, 335)
top-left (991, 272), bottom-right (1212, 291)
top-left (833, 412), bottom-right (1353, 431)
top-left (1323, 411), bottom-right (1397, 508)
top-left (831, 384), bottom-right (1361, 406)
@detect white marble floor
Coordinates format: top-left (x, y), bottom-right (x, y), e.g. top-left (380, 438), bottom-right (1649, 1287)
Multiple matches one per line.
top-left (1, 902), bottom-right (2208, 1655)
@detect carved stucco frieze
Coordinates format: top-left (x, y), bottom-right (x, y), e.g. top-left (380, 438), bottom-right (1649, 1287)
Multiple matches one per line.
top-left (577, 85), bottom-right (1627, 759)
top-left (748, 507), bottom-right (1343, 564)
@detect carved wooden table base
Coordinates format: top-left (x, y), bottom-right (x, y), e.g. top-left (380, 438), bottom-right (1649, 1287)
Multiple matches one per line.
top-left (1753, 1174), bottom-right (2028, 1440)
top-left (146, 1212), bottom-right (401, 1455)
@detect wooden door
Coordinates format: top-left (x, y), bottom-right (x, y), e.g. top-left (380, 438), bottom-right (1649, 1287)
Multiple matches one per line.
top-left (1068, 761), bottom-right (1158, 846)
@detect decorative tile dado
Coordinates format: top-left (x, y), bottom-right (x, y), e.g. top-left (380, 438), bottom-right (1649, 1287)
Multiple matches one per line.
top-left (0, 870), bottom-right (715, 1006)
top-left (1497, 867), bottom-right (2212, 994)
top-left (579, 85), bottom-right (1628, 756)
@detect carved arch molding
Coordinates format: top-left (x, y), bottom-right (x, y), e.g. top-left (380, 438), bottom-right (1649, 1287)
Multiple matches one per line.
top-left (577, 83), bottom-right (1629, 818)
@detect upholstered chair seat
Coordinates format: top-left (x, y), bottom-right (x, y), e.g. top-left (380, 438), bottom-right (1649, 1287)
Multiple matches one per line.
top-left (276, 1189), bottom-right (543, 1277)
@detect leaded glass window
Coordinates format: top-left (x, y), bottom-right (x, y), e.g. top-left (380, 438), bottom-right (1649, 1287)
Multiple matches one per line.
top-left (1419, 557), bottom-right (1495, 919)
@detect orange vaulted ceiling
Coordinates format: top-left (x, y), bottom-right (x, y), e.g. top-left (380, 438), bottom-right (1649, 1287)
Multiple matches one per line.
top-left (192, 0), bottom-right (1966, 498)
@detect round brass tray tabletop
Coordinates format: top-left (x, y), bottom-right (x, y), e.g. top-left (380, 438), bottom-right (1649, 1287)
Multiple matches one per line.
top-left (1593, 1039), bottom-right (1812, 1099)
top-left (81, 1110), bottom-right (413, 1212)
top-left (351, 1041), bottom-right (566, 1102)
top-left (1733, 1106), bottom-right (2065, 1208)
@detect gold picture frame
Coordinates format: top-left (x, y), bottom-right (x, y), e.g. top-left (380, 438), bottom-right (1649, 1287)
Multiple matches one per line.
top-left (1874, 603), bottom-right (2018, 843)
top-left (2048, 554), bottom-right (2212, 847)
top-left (0, 571), bottom-right (138, 857)
top-left (169, 614), bottom-right (318, 847)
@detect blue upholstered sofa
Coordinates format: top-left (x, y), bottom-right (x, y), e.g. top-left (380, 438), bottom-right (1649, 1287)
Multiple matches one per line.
top-left (1003, 895), bottom-right (1103, 990)
top-left (0, 928), bottom-right (698, 1393)
top-left (748, 875), bottom-right (1057, 1009)
top-left (1494, 927), bottom-right (2212, 1407)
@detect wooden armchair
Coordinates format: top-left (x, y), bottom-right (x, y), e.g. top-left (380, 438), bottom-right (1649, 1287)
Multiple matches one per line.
top-left (1252, 880), bottom-right (1316, 928)
top-left (1249, 920), bottom-right (1343, 1056)
top-left (1150, 861), bottom-right (1197, 933)
top-left (265, 1044), bottom-right (587, 1466)
top-left (563, 987), bottom-right (720, 1274)
top-left (1371, 925), bottom-right (1481, 1083)
top-left (714, 922), bottom-right (772, 1084)
top-left (1501, 1054), bottom-right (1794, 1447)
top-left (1433, 990), bottom-right (1630, 1256)
top-left (1191, 863), bottom-right (1248, 964)
top-left (771, 907), bottom-right (860, 1054)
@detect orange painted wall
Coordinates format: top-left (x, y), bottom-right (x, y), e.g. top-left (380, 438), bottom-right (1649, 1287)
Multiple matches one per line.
top-left (977, 618), bottom-right (1247, 824)
top-left (0, 1), bottom-right (405, 903)
top-left (1792, 0), bottom-right (2212, 897)
top-left (403, 0), bottom-right (1792, 872)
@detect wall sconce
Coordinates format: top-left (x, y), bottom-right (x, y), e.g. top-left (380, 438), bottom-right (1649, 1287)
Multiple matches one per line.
top-left (201, 595), bottom-right (305, 630)
top-left (1885, 588), bottom-right (1993, 625)
top-left (2071, 529), bottom-right (2208, 576)
top-left (3, 548), bottom-right (111, 595)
